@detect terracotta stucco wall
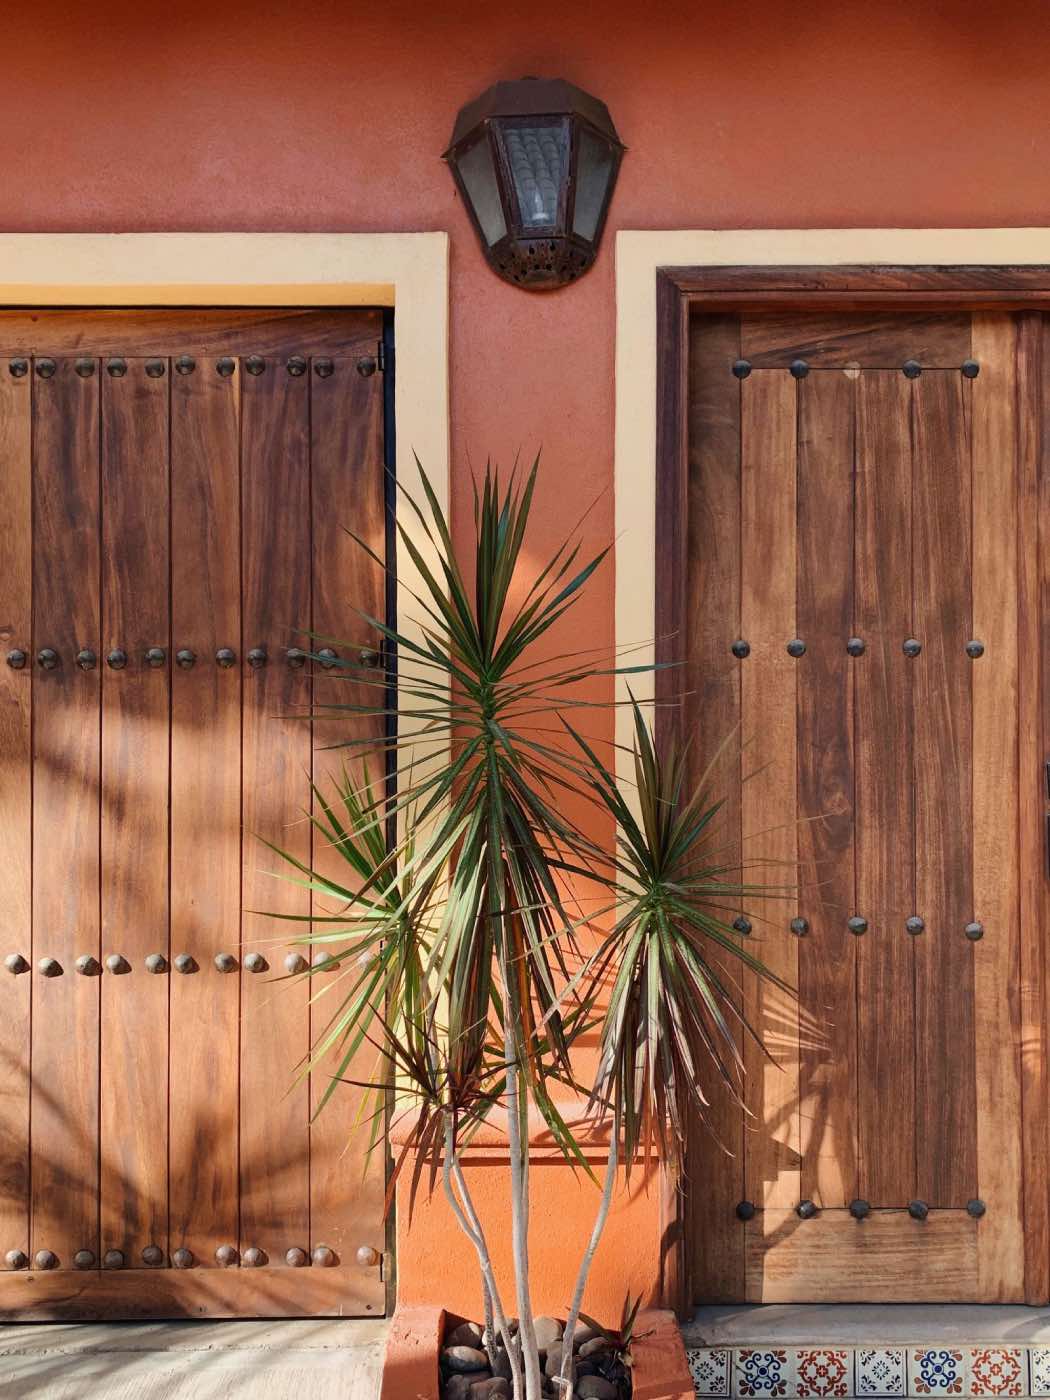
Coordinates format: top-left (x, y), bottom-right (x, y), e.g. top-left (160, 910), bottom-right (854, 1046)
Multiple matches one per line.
top-left (11, 0), bottom-right (1050, 1316)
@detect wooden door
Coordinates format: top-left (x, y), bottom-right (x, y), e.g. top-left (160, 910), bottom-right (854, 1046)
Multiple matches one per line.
top-left (0, 310), bottom-right (388, 1320)
top-left (682, 309), bottom-right (1047, 1304)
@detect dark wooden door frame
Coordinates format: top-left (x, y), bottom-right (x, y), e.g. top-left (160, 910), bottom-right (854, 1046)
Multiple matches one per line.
top-left (654, 264), bottom-right (1050, 1315)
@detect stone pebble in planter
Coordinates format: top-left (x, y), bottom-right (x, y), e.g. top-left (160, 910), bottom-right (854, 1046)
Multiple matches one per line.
top-left (439, 1314), bottom-right (629, 1400)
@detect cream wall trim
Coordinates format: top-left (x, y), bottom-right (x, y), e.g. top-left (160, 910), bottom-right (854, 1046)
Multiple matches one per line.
top-left (614, 227), bottom-right (1050, 792)
top-left (0, 230), bottom-right (449, 776)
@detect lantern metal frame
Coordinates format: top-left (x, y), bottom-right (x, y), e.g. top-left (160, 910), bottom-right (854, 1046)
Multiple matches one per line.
top-left (443, 78), bottom-right (625, 291)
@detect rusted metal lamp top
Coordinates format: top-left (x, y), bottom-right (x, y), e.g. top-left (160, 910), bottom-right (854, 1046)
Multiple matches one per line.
top-left (444, 77), bottom-right (624, 291)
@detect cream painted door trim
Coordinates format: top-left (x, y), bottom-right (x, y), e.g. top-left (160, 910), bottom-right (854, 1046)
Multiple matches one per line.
top-left (0, 230), bottom-right (450, 777)
top-left (614, 227), bottom-right (1050, 789)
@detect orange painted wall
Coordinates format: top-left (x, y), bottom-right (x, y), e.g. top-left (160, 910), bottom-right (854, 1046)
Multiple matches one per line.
top-left (10, 0), bottom-right (1050, 1316)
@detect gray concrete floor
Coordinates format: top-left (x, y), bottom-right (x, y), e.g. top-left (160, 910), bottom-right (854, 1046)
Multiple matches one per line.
top-left (683, 1304), bottom-right (1050, 1346)
top-left (0, 1319), bottom-right (388, 1399)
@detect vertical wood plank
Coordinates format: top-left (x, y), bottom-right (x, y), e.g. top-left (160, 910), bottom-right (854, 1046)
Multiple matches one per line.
top-left (912, 370), bottom-right (976, 1206)
top-left (0, 367), bottom-right (32, 1258)
top-left (240, 355), bottom-right (312, 1266)
top-left (977, 313), bottom-right (1035, 1301)
top-left (682, 317), bottom-right (745, 1303)
top-left (308, 343), bottom-right (387, 1298)
top-left (1027, 314), bottom-right (1050, 1305)
top-left (796, 370), bottom-right (857, 1208)
top-left (741, 370), bottom-right (799, 1299)
top-left (169, 360), bottom-right (242, 1267)
top-left (31, 358), bottom-right (101, 1267)
top-left (855, 371), bottom-right (916, 1204)
top-left (99, 361), bottom-right (171, 1262)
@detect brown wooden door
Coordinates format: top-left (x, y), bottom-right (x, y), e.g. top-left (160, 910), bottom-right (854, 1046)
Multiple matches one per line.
top-left (683, 309), bottom-right (1046, 1304)
top-left (0, 310), bottom-right (388, 1320)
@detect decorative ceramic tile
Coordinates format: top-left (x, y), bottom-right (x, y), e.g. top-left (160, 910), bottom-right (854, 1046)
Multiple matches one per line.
top-left (734, 1349), bottom-right (794, 1398)
top-left (694, 1349), bottom-right (733, 1394)
top-left (910, 1349), bottom-right (967, 1396)
top-left (689, 1348), bottom-right (732, 1397)
top-left (796, 1348), bottom-right (851, 1397)
top-left (968, 1348), bottom-right (1024, 1397)
top-left (855, 1348), bottom-right (907, 1397)
top-left (1030, 1349), bottom-right (1050, 1396)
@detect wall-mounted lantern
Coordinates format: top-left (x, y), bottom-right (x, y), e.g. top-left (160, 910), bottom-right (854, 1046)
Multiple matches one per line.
top-left (443, 77), bottom-right (624, 291)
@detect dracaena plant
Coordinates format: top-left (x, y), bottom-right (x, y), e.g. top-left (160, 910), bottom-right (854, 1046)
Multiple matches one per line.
top-left (260, 459), bottom-right (786, 1400)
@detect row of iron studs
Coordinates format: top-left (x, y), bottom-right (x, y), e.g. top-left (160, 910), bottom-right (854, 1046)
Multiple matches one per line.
top-left (4, 1243), bottom-right (353, 1271)
top-left (7, 355), bottom-right (378, 379)
top-left (5, 646), bottom-right (379, 670)
top-left (731, 358), bottom-right (981, 379)
top-left (730, 637), bottom-right (985, 659)
top-left (2, 950), bottom-right (335, 977)
top-left (733, 1198), bottom-right (987, 1222)
top-left (729, 914), bottom-right (984, 941)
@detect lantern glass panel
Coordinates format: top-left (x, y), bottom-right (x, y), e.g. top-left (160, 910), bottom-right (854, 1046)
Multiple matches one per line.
top-left (572, 126), bottom-right (616, 242)
top-left (457, 135), bottom-right (507, 247)
top-left (503, 120), bottom-right (567, 229)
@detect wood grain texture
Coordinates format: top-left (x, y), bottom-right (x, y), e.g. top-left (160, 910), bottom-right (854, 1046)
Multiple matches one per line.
top-left (990, 314), bottom-right (1041, 1303)
top-left (911, 370), bottom-right (976, 1207)
top-left (0, 368), bottom-right (32, 1259)
top-left (99, 362), bottom-right (171, 1262)
top-left (0, 311), bottom-right (380, 359)
top-left (682, 316), bottom-right (745, 1302)
top-left (240, 355), bottom-right (312, 1267)
top-left (741, 313), bottom-right (971, 368)
top-left (0, 1267), bottom-right (381, 1320)
top-left (854, 371), bottom-right (916, 1206)
top-left (1027, 316), bottom-right (1050, 1305)
top-left (308, 348), bottom-right (386, 1297)
top-left (745, 1210), bottom-right (980, 1302)
top-left (740, 371), bottom-right (799, 1274)
top-left (169, 359), bottom-right (242, 1267)
top-left (795, 370), bottom-right (856, 1209)
top-left (667, 264), bottom-right (1050, 299)
top-left (30, 359), bottom-right (101, 1268)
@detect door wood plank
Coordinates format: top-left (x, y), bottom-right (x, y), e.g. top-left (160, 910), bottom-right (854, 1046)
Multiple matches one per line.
top-left (30, 359), bottom-right (101, 1268)
top-left (745, 1210), bottom-right (980, 1302)
top-left (796, 370), bottom-right (857, 1208)
top-left (911, 370), bottom-right (976, 1207)
top-left (854, 372), bottom-right (916, 1205)
top-left (308, 346), bottom-right (386, 1302)
top-left (99, 361), bottom-right (171, 1263)
top-left (740, 371), bottom-right (800, 1288)
top-left (683, 317), bottom-right (746, 1302)
top-left (169, 359), bottom-right (242, 1268)
top-left (0, 368), bottom-right (32, 1260)
top-left (740, 313), bottom-right (972, 369)
top-left (971, 315), bottom-right (1028, 1299)
top-left (0, 1267), bottom-right (387, 1319)
top-left (240, 355), bottom-right (312, 1268)
top-left (0, 311), bottom-right (380, 359)
top-left (1027, 316), bottom-right (1050, 1305)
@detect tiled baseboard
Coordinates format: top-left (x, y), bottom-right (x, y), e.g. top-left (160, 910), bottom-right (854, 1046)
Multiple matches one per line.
top-left (686, 1346), bottom-right (1050, 1397)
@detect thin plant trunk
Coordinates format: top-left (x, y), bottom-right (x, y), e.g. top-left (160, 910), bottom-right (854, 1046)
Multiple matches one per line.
top-left (451, 1149), bottom-right (524, 1399)
top-left (504, 1036), bottom-right (543, 1400)
top-left (481, 1277), bottom-right (497, 1370)
top-left (559, 1123), bottom-right (620, 1399)
top-left (491, 846), bottom-right (542, 1400)
top-left (442, 1116), bottom-right (523, 1397)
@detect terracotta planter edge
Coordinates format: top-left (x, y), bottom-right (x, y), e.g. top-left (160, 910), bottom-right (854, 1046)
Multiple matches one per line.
top-left (379, 1304), bottom-right (693, 1400)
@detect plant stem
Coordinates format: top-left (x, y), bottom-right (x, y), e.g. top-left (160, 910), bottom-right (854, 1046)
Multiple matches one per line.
top-left (441, 1116), bottom-right (523, 1397)
top-left (505, 1039), bottom-right (543, 1400)
top-left (451, 1151), bottom-right (524, 1399)
top-left (559, 1122), bottom-right (620, 1400)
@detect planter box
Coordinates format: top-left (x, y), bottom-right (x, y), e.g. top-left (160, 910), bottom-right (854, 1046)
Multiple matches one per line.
top-left (380, 1305), bottom-right (693, 1400)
